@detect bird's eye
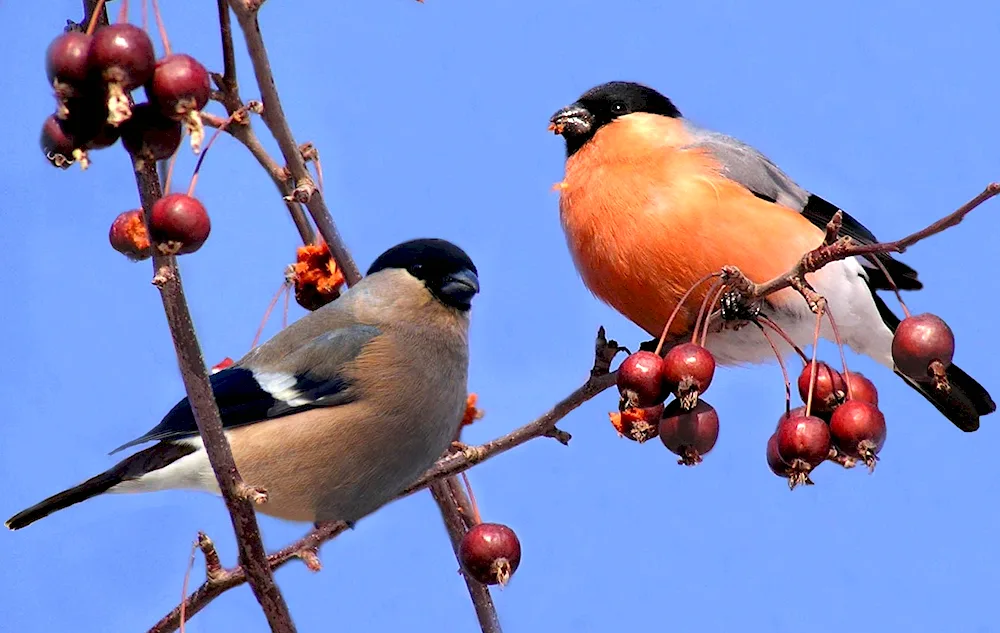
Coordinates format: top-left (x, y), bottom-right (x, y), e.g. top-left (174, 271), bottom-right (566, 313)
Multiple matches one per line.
top-left (410, 263), bottom-right (424, 275)
top-left (610, 102), bottom-right (627, 115)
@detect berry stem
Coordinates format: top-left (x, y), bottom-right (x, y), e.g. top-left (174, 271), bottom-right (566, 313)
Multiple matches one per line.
top-left (824, 306), bottom-right (854, 400)
top-left (691, 278), bottom-right (726, 345)
top-left (757, 322), bottom-right (793, 415)
top-left (187, 110), bottom-right (243, 197)
top-left (699, 282), bottom-right (729, 347)
top-left (116, 0), bottom-right (129, 24)
top-left (179, 536), bottom-right (199, 633)
top-left (251, 280), bottom-right (292, 350)
top-left (460, 472), bottom-right (482, 525)
top-left (653, 272), bottom-right (719, 356)
top-left (869, 256), bottom-right (911, 319)
top-left (150, 0), bottom-right (172, 56)
top-left (281, 282), bottom-right (291, 329)
top-left (141, 0), bottom-right (148, 33)
top-left (85, 0), bottom-right (107, 34)
top-left (804, 308), bottom-right (824, 417)
top-left (163, 149), bottom-right (180, 194)
top-left (757, 316), bottom-right (809, 363)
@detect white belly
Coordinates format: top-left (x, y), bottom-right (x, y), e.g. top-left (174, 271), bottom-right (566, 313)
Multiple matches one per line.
top-left (703, 257), bottom-right (895, 369)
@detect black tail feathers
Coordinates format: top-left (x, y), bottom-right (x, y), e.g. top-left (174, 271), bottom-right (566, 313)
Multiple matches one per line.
top-left (5, 470), bottom-right (123, 530)
top-left (5, 441), bottom-right (196, 531)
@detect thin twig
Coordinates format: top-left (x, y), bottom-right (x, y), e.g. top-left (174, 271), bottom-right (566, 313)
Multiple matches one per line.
top-left (131, 157), bottom-right (296, 633)
top-left (430, 479), bottom-right (503, 633)
top-left (147, 522), bottom-right (348, 633)
top-left (227, 0), bottom-right (361, 284)
top-left (211, 0), bottom-right (316, 245)
top-left (731, 184), bottom-right (1000, 303)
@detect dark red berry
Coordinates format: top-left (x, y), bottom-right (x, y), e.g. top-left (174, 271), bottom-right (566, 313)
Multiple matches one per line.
top-left (108, 209), bottom-right (151, 261)
top-left (662, 343), bottom-right (716, 410)
top-left (121, 102), bottom-right (182, 169)
top-left (149, 194), bottom-right (211, 255)
top-left (458, 523), bottom-right (521, 586)
top-left (830, 400), bottom-right (886, 473)
top-left (609, 404), bottom-right (664, 443)
top-left (60, 95), bottom-right (120, 151)
top-left (766, 434), bottom-right (789, 478)
top-left (774, 410), bottom-right (830, 489)
top-left (148, 53), bottom-right (212, 152)
top-left (150, 54), bottom-right (211, 118)
top-left (40, 115), bottom-right (85, 170)
top-left (842, 371), bottom-right (879, 406)
top-left (797, 361), bottom-right (845, 413)
top-left (658, 398), bottom-right (720, 466)
top-left (46, 31), bottom-right (93, 115)
top-left (88, 24), bottom-right (156, 125)
top-left (616, 351), bottom-right (666, 409)
top-left (891, 313), bottom-right (955, 387)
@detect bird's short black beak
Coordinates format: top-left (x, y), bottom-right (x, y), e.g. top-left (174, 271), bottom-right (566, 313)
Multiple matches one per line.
top-left (548, 104), bottom-right (593, 136)
top-left (439, 268), bottom-right (480, 310)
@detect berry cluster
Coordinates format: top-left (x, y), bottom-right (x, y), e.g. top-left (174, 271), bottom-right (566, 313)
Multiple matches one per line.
top-left (43, 14), bottom-right (214, 260)
top-left (609, 291), bottom-right (960, 489)
top-left (612, 343), bottom-right (719, 465)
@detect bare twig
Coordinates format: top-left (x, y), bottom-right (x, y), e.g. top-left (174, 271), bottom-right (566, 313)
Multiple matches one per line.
top-left (430, 479), bottom-right (503, 633)
top-left (147, 523), bottom-right (348, 633)
top-left (132, 157), bottom-right (296, 633)
top-left (227, 0), bottom-right (362, 285)
top-left (211, 0), bottom-right (316, 245)
top-left (727, 184), bottom-right (1000, 303)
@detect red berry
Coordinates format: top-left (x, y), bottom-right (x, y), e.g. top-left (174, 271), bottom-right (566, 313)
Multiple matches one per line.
top-left (40, 115), bottom-right (84, 169)
top-left (46, 31), bottom-right (93, 112)
top-left (149, 194), bottom-right (211, 255)
top-left (766, 434), bottom-right (789, 478)
top-left (842, 371), bottom-right (879, 406)
top-left (609, 404), bottom-right (663, 443)
top-left (774, 410), bottom-right (830, 489)
top-left (616, 351), bottom-right (666, 409)
top-left (829, 400), bottom-right (886, 473)
top-left (458, 523), bottom-right (521, 586)
top-left (121, 102), bottom-right (182, 169)
top-left (658, 398), bottom-right (720, 466)
top-left (108, 209), bottom-right (152, 261)
top-left (891, 313), bottom-right (955, 385)
top-left (662, 343), bottom-right (716, 410)
top-left (150, 54), bottom-right (211, 119)
top-left (88, 24), bottom-right (156, 125)
top-left (797, 361), bottom-right (845, 413)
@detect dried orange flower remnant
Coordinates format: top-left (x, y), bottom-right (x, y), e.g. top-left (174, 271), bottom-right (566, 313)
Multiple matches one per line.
top-left (609, 404), bottom-right (664, 443)
top-left (291, 241), bottom-right (345, 311)
top-left (108, 209), bottom-right (152, 261)
top-left (462, 393), bottom-right (484, 427)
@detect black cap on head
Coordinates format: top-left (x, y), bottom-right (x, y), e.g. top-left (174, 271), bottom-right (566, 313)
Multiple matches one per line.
top-left (367, 238), bottom-right (480, 311)
top-left (549, 81), bottom-right (681, 156)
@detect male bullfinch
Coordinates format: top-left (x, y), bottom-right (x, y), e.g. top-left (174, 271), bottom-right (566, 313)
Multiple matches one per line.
top-left (549, 81), bottom-right (994, 431)
top-left (6, 238), bottom-right (480, 530)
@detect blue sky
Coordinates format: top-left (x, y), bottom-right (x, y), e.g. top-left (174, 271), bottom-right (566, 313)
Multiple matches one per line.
top-left (2, 1), bottom-right (999, 631)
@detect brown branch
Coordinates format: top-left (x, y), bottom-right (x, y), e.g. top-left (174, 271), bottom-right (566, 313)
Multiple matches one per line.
top-left (132, 158), bottom-right (296, 633)
top-left (726, 183), bottom-right (1000, 305)
top-left (430, 479), bottom-right (503, 633)
top-left (227, 0), bottom-right (362, 285)
top-left (210, 0), bottom-right (316, 246)
top-left (150, 327), bottom-right (620, 630)
top-left (148, 522), bottom-right (348, 633)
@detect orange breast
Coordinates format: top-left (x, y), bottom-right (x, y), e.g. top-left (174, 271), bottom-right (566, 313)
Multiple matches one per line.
top-left (558, 113), bottom-right (825, 339)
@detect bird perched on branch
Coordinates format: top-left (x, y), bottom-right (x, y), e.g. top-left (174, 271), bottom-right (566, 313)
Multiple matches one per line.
top-left (548, 80), bottom-right (994, 431)
top-left (6, 238), bottom-right (480, 530)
